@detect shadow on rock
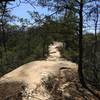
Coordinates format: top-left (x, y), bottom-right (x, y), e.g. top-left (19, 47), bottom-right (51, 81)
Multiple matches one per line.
top-left (0, 81), bottom-right (27, 100)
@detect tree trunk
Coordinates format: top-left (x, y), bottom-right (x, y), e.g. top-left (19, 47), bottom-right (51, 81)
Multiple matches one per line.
top-left (78, 1), bottom-right (100, 99)
top-left (93, 5), bottom-right (99, 87)
top-left (78, 0), bottom-right (86, 86)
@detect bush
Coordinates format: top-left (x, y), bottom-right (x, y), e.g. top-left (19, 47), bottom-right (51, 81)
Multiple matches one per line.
top-left (59, 47), bottom-right (78, 63)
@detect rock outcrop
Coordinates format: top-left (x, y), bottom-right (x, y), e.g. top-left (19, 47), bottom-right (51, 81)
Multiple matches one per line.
top-left (0, 42), bottom-right (98, 100)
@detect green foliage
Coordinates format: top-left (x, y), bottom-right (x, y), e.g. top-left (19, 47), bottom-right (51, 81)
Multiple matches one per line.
top-left (0, 23), bottom-right (53, 75)
top-left (83, 33), bottom-right (100, 89)
top-left (0, 4), bottom-right (79, 76)
top-left (60, 47), bottom-right (79, 62)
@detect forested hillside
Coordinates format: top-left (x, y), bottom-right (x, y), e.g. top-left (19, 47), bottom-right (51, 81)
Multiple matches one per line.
top-left (0, 0), bottom-right (100, 99)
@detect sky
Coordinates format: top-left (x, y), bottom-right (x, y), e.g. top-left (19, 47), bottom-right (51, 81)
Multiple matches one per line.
top-left (8, 0), bottom-right (100, 33)
top-left (9, 0), bottom-right (50, 19)
top-left (8, 0), bottom-right (53, 26)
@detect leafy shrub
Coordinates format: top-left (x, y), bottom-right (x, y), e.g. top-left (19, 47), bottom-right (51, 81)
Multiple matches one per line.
top-left (59, 47), bottom-right (78, 63)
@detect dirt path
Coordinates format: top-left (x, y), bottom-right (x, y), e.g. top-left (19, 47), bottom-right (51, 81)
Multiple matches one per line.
top-left (0, 42), bottom-right (96, 100)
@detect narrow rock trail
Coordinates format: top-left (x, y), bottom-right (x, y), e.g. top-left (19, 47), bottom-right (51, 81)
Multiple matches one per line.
top-left (47, 42), bottom-right (62, 61)
top-left (0, 42), bottom-right (97, 100)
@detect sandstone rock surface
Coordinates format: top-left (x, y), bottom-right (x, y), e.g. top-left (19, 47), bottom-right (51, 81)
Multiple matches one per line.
top-left (0, 42), bottom-right (98, 100)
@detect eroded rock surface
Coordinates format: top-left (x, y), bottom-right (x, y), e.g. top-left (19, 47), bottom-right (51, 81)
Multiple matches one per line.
top-left (0, 42), bottom-right (98, 100)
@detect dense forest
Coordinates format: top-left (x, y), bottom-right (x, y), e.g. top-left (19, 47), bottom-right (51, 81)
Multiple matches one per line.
top-left (0, 0), bottom-right (100, 99)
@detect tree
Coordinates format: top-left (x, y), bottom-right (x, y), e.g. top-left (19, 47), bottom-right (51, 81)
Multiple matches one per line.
top-left (37, 0), bottom-right (100, 98)
top-left (0, 0), bottom-right (15, 2)
top-left (84, 1), bottom-right (100, 88)
top-left (0, 1), bottom-right (9, 63)
top-left (76, 0), bottom-right (100, 98)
